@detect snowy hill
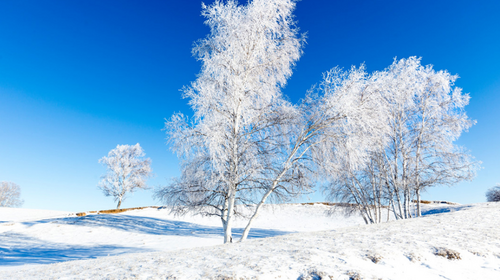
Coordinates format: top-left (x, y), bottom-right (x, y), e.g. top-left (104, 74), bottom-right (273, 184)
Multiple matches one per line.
top-left (1, 203), bottom-right (499, 279)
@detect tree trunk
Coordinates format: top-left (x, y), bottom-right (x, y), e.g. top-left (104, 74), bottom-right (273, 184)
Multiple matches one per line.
top-left (239, 147), bottom-right (300, 242)
top-left (239, 183), bottom-right (275, 242)
top-left (407, 192), bottom-right (413, 218)
top-left (224, 186), bottom-right (236, 243)
top-left (116, 199), bottom-right (122, 209)
top-left (416, 188), bottom-right (421, 217)
top-left (221, 198), bottom-right (229, 243)
top-left (221, 217), bottom-right (228, 243)
top-left (394, 187), bottom-right (404, 219)
top-left (224, 101), bottom-right (241, 244)
top-left (388, 189), bottom-right (401, 220)
top-left (371, 177), bottom-right (379, 223)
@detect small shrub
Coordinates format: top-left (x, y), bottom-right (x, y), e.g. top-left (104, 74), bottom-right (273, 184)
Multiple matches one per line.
top-left (406, 252), bottom-right (421, 262)
top-left (213, 274), bottom-right (245, 280)
top-left (435, 248), bottom-right (461, 260)
top-left (366, 253), bottom-right (382, 264)
top-left (299, 270), bottom-right (334, 280)
top-left (470, 251), bottom-right (486, 257)
top-left (347, 271), bottom-right (362, 280)
top-left (486, 185), bottom-right (500, 202)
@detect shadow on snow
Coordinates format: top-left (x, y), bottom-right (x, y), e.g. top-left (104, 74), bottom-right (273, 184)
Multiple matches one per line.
top-left (18, 214), bottom-right (292, 240)
top-left (0, 232), bottom-right (147, 266)
top-left (421, 205), bottom-right (472, 216)
top-left (1, 215), bottom-right (292, 266)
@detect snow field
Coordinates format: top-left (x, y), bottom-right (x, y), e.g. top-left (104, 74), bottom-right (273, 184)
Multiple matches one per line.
top-left (1, 203), bottom-right (499, 279)
top-left (0, 204), bottom-right (363, 270)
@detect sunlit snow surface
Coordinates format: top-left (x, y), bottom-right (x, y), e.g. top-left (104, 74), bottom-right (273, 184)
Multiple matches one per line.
top-left (1, 203), bottom-right (499, 279)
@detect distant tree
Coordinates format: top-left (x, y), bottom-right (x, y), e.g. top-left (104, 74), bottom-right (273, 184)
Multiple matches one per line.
top-left (0, 181), bottom-right (24, 207)
top-left (486, 185), bottom-right (500, 202)
top-left (98, 144), bottom-right (152, 209)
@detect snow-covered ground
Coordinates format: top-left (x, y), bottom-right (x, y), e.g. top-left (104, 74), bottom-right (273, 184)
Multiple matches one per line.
top-left (1, 202), bottom-right (499, 279)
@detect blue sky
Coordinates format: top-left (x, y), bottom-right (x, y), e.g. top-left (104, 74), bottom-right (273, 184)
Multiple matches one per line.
top-left (0, 0), bottom-right (498, 212)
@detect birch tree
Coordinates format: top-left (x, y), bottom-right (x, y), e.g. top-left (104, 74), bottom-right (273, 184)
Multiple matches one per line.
top-left (0, 181), bottom-right (24, 207)
top-left (98, 143), bottom-right (152, 209)
top-left (321, 66), bottom-right (392, 224)
top-left (325, 57), bottom-right (479, 221)
top-left (239, 64), bottom-right (389, 240)
top-left (158, 0), bottom-right (391, 243)
top-left (382, 57), bottom-right (478, 217)
top-left (160, 62), bottom-right (388, 242)
top-left (158, 0), bottom-right (304, 243)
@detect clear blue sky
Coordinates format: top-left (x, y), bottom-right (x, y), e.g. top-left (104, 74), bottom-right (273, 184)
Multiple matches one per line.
top-left (0, 0), bottom-right (498, 212)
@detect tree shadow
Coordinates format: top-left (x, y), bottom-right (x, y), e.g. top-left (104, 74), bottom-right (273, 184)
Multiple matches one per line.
top-left (421, 205), bottom-right (472, 216)
top-left (1, 213), bottom-right (293, 267)
top-left (19, 213), bottom-right (292, 240)
top-left (0, 232), bottom-right (147, 266)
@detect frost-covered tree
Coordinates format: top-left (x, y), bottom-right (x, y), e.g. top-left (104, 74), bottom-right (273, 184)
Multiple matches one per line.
top-left (240, 64), bottom-right (389, 239)
top-left (486, 185), bottom-right (500, 202)
top-left (157, 0), bottom-right (394, 243)
top-left (320, 65), bottom-right (392, 224)
top-left (325, 57), bottom-right (479, 222)
top-left (157, 0), bottom-right (305, 243)
top-left (98, 144), bottom-right (152, 209)
top-left (0, 181), bottom-right (24, 207)
top-left (381, 57), bottom-right (478, 218)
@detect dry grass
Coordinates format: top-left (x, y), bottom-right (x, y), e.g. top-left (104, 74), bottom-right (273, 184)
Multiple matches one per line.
top-left (75, 206), bottom-right (159, 217)
top-left (366, 253), bottom-right (383, 264)
top-left (435, 248), bottom-right (461, 260)
top-left (347, 271), bottom-right (362, 280)
top-left (300, 202), bottom-right (363, 207)
top-left (299, 270), bottom-right (334, 280)
top-left (300, 202), bottom-right (337, 206)
top-left (412, 200), bottom-right (458, 205)
top-left (406, 252), bottom-right (422, 262)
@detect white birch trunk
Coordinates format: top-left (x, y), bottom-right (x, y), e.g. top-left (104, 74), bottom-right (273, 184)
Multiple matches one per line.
top-left (224, 189), bottom-right (236, 243)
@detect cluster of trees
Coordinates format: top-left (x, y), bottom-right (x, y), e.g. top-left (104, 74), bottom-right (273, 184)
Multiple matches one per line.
top-left (325, 58), bottom-right (479, 223)
top-left (153, 0), bottom-right (478, 243)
